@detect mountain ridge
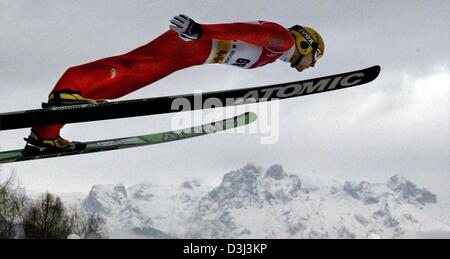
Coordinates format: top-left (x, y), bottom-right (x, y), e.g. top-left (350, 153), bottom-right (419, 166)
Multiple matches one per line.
top-left (60, 164), bottom-right (450, 239)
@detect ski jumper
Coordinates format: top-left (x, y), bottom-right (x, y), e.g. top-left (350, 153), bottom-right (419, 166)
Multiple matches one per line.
top-left (32, 21), bottom-right (295, 138)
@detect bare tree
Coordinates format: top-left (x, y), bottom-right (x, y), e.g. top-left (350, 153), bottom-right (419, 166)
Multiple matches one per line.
top-left (23, 192), bottom-right (71, 239)
top-left (0, 171), bottom-right (26, 239)
top-left (68, 208), bottom-right (106, 239)
top-left (1, 166), bottom-right (106, 239)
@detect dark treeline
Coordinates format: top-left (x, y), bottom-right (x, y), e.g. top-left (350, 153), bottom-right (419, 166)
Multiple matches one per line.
top-left (0, 172), bottom-right (106, 239)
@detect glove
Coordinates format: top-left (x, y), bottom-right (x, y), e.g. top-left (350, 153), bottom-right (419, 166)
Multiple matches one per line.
top-left (169, 14), bottom-right (202, 41)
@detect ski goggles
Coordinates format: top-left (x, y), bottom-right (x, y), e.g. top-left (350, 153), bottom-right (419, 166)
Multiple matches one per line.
top-left (290, 45), bottom-right (321, 68)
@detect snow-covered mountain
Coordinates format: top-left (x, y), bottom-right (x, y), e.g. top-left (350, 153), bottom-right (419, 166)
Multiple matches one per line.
top-left (70, 164), bottom-right (450, 239)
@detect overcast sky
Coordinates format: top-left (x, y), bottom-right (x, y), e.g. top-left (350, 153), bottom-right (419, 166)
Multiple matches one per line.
top-left (0, 0), bottom-right (449, 199)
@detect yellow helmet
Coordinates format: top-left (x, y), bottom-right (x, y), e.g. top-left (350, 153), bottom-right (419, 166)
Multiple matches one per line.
top-left (289, 25), bottom-right (325, 63)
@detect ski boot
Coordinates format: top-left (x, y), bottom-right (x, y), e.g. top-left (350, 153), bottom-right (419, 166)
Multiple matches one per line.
top-left (22, 90), bottom-right (102, 156)
top-left (22, 130), bottom-right (87, 156)
top-left (42, 89), bottom-right (108, 108)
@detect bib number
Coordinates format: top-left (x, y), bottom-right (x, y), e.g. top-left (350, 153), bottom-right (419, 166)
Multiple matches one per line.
top-left (232, 58), bottom-right (251, 67)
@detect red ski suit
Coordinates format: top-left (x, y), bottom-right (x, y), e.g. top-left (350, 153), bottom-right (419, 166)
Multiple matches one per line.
top-left (33, 21), bottom-right (295, 138)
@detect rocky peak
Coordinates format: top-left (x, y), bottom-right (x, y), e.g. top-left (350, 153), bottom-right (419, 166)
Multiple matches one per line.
top-left (343, 181), bottom-right (380, 205)
top-left (83, 184), bottom-right (128, 214)
top-left (82, 183), bottom-right (152, 228)
top-left (128, 183), bottom-right (157, 201)
top-left (387, 175), bottom-right (409, 190)
top-left (265, 164), bottom-right (288, 180)
top-left (203, 164), bottom-right (302, 211)
top-left (387, 175), bottom-right (437, 205)
top-left (181, 180), bottom-right (202, 190)
top-left (208, 164), bottom-right (262, 204)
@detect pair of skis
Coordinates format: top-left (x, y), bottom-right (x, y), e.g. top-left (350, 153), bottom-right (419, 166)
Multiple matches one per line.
top-left (0, 66), bottom-right (380, 164)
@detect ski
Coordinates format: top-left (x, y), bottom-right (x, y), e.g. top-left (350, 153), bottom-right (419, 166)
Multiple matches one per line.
top-left (0, 66), bottom-right (380, 131)
top-left (0, 112), bottom-right (257, 164)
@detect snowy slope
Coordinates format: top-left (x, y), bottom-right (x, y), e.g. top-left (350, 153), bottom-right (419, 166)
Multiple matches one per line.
top-left (70, 164), bottom-right (450, 239)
